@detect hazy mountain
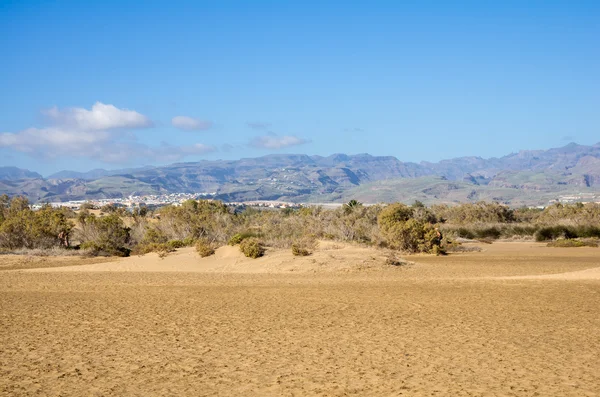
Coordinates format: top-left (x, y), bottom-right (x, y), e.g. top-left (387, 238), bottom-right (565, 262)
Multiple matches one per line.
top-left (1, 142), bottom-right (600, 205)
top-left (47, 166), bottom-right (156, 180)
top-left (0, 166), bottom-right (42, 181)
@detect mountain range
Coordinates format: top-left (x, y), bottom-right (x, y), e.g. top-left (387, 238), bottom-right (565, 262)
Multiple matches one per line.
top-left (1, 142), bottom-right (600, 206)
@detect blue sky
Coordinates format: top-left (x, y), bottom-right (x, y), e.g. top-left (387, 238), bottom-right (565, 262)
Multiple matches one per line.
top-left (1, 0), bottom-right (599, 175)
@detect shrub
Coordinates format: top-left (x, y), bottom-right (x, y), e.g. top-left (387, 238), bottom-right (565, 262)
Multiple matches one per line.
top-left (385, 253), bottom-right (410, 266)
top-left (157, 199), bottom-right (234, 243)
top-left (534, 226), bottom-right (577, 241)
top-left (0, 201), bottom-right (73, 250)
top-left (142, 227), bottom-right (168, 244)
top-left (455, 227), bottom-right (475, 239)
top-left (195, 239), bottom-right (216, 257)
top-left (133, 242), bottom-right (175, 256)
top-left (547, 239), bottom-right (598, 248)
top-left (505, 225), bottom-right (539, 237)
top-left (167, 239), bottom-right (185, 249)
top-left (291, 237), bottom-right (318, 256)
top-left (432, 245), bottom-right (447, 256)
top-left (76, 213), bottom-right (131, 256)
top-left (431, 201), bottom-right (515, 224)
top-left (574, 225), bottom-right (600, 239)
top-left (80, 241), bottom-right (131, 257)
top-left (182, 236), bottom-right (196, 246)
top-left (239, 237), bottom-right (264, 258)
top-left (378, 204), bottom-right (441, 253)
top-left (228, 232), bottom-right (257, 246)
top-left (475, 227), bottom-right (501, 240)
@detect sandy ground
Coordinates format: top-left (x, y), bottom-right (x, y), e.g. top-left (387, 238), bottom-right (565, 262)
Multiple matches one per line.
top-left (1, 242), bottom-right (599, 396)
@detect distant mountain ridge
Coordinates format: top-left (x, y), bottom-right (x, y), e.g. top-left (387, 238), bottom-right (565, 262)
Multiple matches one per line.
top-left (1, 142), bottom-right (600, 205)
top-left (47, 166), bottom-right (156, 180)
top-left (0, 166), bottom-right (42, 181)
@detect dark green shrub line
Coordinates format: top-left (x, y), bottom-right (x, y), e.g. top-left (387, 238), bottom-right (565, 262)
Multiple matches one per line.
top-left (535, 226), bottom-right (600, 242)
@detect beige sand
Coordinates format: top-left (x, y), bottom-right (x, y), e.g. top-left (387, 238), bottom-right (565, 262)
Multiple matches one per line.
top-left (1, 242), bottom-right (599, 396)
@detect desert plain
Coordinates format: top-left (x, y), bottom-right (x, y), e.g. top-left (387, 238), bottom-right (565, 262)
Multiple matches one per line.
top-left (1, 242), bottom-right (599, 396)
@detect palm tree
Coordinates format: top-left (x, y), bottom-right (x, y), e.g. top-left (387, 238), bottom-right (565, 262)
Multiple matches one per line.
top-left (343, 199), bottom-right (362, 214)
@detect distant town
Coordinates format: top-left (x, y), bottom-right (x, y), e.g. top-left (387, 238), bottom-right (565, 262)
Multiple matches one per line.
top-left (26, 191), bottom-right (600, 212)
top-left (30, 192), bottom-right (305, 211)
top-left (549, 192), bottom-right (600, 205)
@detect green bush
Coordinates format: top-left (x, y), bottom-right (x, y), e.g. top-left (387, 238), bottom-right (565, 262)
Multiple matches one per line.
top-left (195, 240), bottom-right (216, 257)
top-left (378, 204), bottom-right (441, 253)
top-left (534, 226), bottom-right (577, 241)
top-left (455, 227), bottom-right (475, 239)
top-left (239, 237), bottom-right (265, 258)
top-left (432, 245), bottom-right (447, 256)
top-left (76, 213), bottom-right (131, 256)
top-left (546, 239), bottom-right (598, 248)
top-left (475, 227), bottom-right (501, 240)
top-left (80, 241), bottom-right (131, 257)
top-left (142, 227), bottom-right (168, 244)
top-left (167, 239), bottom-right (185, 249)
top-left (0, 200), bottom-right (73, 250)
top-left (574, 225), bottom-right (600, 239)
top-left (228, 232), bottom-right (257, 246)
top-left (182, 236), bottom-right (196, 246)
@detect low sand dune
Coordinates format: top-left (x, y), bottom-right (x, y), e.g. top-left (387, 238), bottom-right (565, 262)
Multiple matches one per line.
top-left (24, 242), bottom-right (392, 274)
top-left (1, 242), bottom-right (599, 396)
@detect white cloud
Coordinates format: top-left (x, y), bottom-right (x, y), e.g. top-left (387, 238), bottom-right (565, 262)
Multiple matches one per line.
top-left (0, 127), bottom-right (111, 154)
top-left (0, 102), bottom-right (216, 164)
top-left (0, 128), bottom-right (216, 163)
top-left (171, 116), bottom-right (212, 131)
top-left (43, 102), bottom-right (153, 130)
top-left (250, 135), bottom-right (309, 149)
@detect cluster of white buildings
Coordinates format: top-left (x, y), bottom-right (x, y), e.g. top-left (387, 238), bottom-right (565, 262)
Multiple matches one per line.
top-left (33, 193), bottom-right (308, 211)
top-left (39, 192), bottom-right (216, 210)
top-left (224, 201), bottom-right (303, 210)
top-left (549, 193), bottom-right (600, 205)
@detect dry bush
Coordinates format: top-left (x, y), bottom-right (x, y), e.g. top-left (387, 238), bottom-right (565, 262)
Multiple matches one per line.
top-left (156, 200), bottom-right (235, 243)
top-left (240, 237), bottom-right (264, 258)
top-left (132, 242), bottom-right (175, 257)
top-left (0, 247), bottom-right (91, 257)
top-left (385, 253), bottom-right (411, 266)
top-left (291, 237), bottom-right (318, 256)
top-left (444, 244), bottom-right (482, 253)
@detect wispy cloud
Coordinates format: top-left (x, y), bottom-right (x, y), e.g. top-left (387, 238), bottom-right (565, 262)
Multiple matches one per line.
top-left (247, 121), bottom-right (272, 130)
top-left (250, 135), bottom-right (309, 149)
top-left (0, 102), bottom-right (215, 164)
top-left (172, 116), bottom-right (213, 131)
